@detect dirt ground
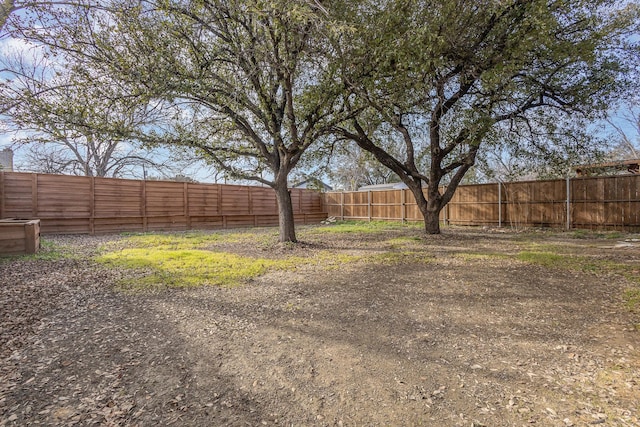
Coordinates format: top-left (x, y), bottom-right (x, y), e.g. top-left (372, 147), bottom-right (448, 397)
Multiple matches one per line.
top-left (1, 225), bottom-right (639, 427)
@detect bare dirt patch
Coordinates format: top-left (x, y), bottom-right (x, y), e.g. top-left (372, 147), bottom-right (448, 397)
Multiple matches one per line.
top-left (1, 226), bottom-right (639, 426)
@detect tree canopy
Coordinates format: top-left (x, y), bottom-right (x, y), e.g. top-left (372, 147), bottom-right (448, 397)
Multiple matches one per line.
top-left (3, 0), bottom-right (351, 242)
top-left (1, 0), bottom-right (638, 239)
top-left (0, 48), bottom-right (175, 177)
top-left (331, 0), bottom-right (640, 233)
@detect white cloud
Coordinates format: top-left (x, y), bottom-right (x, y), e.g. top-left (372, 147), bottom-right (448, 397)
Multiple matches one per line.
top-left (0, 37), bottom-right (34, 56)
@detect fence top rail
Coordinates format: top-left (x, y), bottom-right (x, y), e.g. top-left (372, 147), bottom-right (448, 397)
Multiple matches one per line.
top-left (0, 171), bottom-right (290, 192)
top-left (325, 173), bottom-right (640, 195)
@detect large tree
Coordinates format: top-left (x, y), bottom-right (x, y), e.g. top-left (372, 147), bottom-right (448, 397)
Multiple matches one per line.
top-left (332, 0), bottom-right (639, 234)
top-left (4, 0), bottom-right (349, 242)
top-left (0, 50), bottom-right (175, 177)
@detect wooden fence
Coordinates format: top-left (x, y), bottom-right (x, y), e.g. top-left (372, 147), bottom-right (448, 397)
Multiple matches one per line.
top-left (0, 172), bottom-right (327, 234)
top-left (324, 175), bottom-right (640, 231)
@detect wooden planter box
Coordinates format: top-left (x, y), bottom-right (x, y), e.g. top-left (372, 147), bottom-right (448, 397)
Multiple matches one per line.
top-left (0, 219), bottom-right (41, 255)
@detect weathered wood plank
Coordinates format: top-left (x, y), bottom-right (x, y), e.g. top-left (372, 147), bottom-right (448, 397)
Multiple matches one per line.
top-left (0, 172), bottom-right (326, 234)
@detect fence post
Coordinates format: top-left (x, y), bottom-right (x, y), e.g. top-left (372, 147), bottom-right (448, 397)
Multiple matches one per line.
top-left (0, 172), bottom-right (4, 219)
top-left (141, 180), bottom-right (147, 232)
top-left (400, 189), bottom-right (405, 223)
top-left (439, 186), bottom-right (445, 226)
top-left (184, 182), bottom-right (191, 229)
top-left (368, 190), bottom-right (372, 222)
top-left (90, 177), bottom-right (95, 235)
top-left (498, 181), bottom-right (502, 228)
top-left (32, 173), bottom-right (38, 218)
top-left (340, 192), bottom-right (344, 220)
top-left (217, 184), bottom-right (223, 214)
top-left (566, 176), bottom-right (571, 230)
top-left (251, 187), bottom-right (259, 226)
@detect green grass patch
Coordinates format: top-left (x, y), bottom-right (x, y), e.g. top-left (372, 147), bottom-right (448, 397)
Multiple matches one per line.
top-left (456, 252), bottom-right (508, 261)
top-left (113, 230), bottom-right (264, 250)
top-left (96, 226), bottom-right (441, 290)
top-left (604, 231), bottom-right (625, 240)
top-left (570, 229), bottom-right (590, 239)
top-left (516, 250), bottom-right (608, 273)
top-left (368, 250), bottom-right (433, 265)
top-left (312, 252), bottom-right (364, 268)
top-left (97, 248), bottom-right (295, 289)
top-left (570, 229), bottom-right (626, 240)
top-left (308, 220), bottom-right (418, 235)
top-left (34, 239), bottom-right (72, 261)
top-left (384, 236), bottom-right (423, 248)
top-left (96, 230), bottom-right (369, 290)
top-left (516, 250), bottom-right (640, 283)
top-left (623, 288), bottom-right (640, 312)
top-left (515, 241), bottom-right (574, 254)
top-left (516, 251), bottom-right (570, 268)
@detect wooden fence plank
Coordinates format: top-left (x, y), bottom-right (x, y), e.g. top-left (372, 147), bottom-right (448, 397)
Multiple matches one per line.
top-left (0, 172), bottom-right (326, 234)
top-left (32, 174), bottom-right (38, 217)
top-left (0, 172), bottom-right (4, 218)
top-left (325, 175), bottom-right (640, 231)
top-left (2, 173), bottom-right (33, 218)
top-left (90, 177), bottom-right (95, 234)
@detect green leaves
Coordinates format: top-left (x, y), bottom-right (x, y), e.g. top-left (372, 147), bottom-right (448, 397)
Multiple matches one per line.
top-left (2, 0), bottom-right (637, 237)
top-left (326, 0), bottom-right (639, 233)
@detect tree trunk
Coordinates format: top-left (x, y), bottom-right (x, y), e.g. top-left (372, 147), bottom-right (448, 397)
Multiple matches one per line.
top-left (274, 184), bottom-right (297, 243)
top-left (390, 183), bottom-right (443, 234)
top-left (400, 180), bottom-right (443, 235)
top-left (424, 185), bottom-right (443, 234)
top-left (424, 203), bottom-right (441, 234)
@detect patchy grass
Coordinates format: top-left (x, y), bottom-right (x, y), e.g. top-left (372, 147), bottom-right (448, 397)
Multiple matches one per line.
top-left (96, 225), bottom-right (640, 295)
top-left (516, 250), bottom-right (640, 284)
top-left (34, 239), bottom-right (73, 261)
top-left (313, 252), bottom-right (364, 269)
top-left (98, 231), bottom-right (291, 289)
top-left (384, 236), bottom-right (423, 249)
top-left (96, 224), bottom-right (437, 290)
top-left (1, 239), bottom-right (70, 262)
top-left (114, 230), bottom-right (275, 250)
top-left (516, 251), bottom-right (571, 268)
top-left (569, 229), bottom-right (629, 240)
top-left (98, 245), bottom-right (369, 290)
top-left (96, 231), bottom-right (369, 290)
top-left (97, 248), bottom-right (295, 289)
top-left (369, 250), bottom-right (434, 265)
top-left (623, 288), bottom-right (640, 312)
top-left (515, 240), bottom-right (584, 255)
top-left (307, 220), bottom-right (419, 235)
top-left (455, 252), bottom-right (509, 262)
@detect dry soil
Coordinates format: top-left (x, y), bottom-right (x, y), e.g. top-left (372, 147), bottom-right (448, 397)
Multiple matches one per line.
top-left (1, 226), bottom-right (639, 426)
